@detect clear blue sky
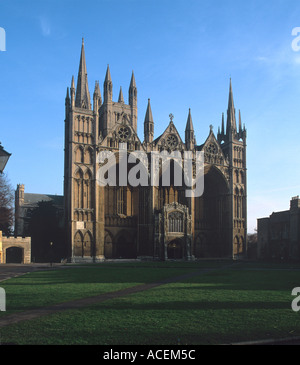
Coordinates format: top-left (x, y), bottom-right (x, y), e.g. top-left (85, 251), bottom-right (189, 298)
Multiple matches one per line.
top-left (1, 0), bottom-right (300, 233)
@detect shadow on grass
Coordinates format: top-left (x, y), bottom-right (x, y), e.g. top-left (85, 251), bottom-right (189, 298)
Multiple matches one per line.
top-left (95, 299), bottom-right (290, 311)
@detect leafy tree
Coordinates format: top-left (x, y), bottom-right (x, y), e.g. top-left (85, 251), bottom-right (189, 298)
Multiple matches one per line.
top-left (0, 173), bottom-right (14, 236)
top-left (26, 200), bottom-right (65, 262)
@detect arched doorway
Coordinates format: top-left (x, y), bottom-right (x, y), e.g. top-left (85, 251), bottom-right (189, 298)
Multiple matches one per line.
top-left (115, 231), bottom-right (136, 259)
top-left (167, 239), bottom-right (183, 259)
top-left (195, 165), bottom-right (230, 257)
top-left (195, 234), bottom-right (208, 258)
top-left (6, 247), bottom-right (23, 263)
top-left (104, 231), bottom-right (113, 259)
top-left (74, 231), bottom-right (84, 257)
top-left (83, 231), bottom-right (93, 257)
top-left (233, 236), bottom-right (243, 258)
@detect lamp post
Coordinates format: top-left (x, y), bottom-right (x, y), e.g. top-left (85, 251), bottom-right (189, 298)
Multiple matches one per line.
top-left (0, 143), bottom-right (11, 173)
top-left (50, 241), bottom-right (53, 267)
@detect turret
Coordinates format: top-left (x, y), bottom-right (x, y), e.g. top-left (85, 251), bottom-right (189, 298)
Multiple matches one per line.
top-left (129, 71), bottom-right (137, 106)
top-left (129, 71), bottom-right (137, 131)
top-left (144, 99), bottom-right (154, 143)
top-left (65, 87), bottom-right (70, 116)
top-left (103, 65), bottom-right (112, 103)
top-left (118, 86), bottom-right (124, 104)
top-left (185, 108), bottom-right (195, 150)
top-left (93, 80), bottom-right (102, 112)
top-left (70, 75), bottom-right (75, 108)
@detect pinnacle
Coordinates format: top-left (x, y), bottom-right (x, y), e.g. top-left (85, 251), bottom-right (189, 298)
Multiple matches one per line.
top-left (185, 108), bottom-right (194, 131)
top-left (75, 39), bottom-right (91, 109)
top-left (144, 98), bottom-right (153, 123)
top-left (118, 87), bottom-right (124, 103)
top-left (105, 64), bottom-right (112, 83)
top-left (226, 78), bottom-right (236, 133)
top-left (130, 71), bottom-right (136, 88)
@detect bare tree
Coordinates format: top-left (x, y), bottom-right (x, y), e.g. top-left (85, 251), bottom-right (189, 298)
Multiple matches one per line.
top-left (0, 173), bottom-right (14, 235)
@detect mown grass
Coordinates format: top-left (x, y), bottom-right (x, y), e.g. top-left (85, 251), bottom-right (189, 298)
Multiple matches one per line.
top-left (0, 261), bottom-right (202, 315)
top-left (0, 260), bottom-right (299, 345)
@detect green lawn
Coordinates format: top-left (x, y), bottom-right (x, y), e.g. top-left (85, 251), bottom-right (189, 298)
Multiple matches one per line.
top-left (0, 260), bottom-right (299, 345)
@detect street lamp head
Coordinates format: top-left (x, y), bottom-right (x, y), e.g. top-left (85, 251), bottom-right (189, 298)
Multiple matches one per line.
top-left (0, 144), bottom-right (11, 173)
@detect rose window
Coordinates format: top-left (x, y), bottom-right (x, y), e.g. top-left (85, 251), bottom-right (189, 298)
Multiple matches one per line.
top-left (118, 126), bottom-right (130, 142)
top-left (207, 143), bottom-right (217, 154)
top-left (166, 134), bottom-right (178, 149)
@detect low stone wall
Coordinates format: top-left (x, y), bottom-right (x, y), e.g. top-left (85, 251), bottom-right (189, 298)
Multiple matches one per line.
top-left (0, 234), bottom-right (31, 264)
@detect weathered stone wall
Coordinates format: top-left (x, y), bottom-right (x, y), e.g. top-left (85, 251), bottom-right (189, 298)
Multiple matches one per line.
top-left (1, 235), bottom-right (31, 264)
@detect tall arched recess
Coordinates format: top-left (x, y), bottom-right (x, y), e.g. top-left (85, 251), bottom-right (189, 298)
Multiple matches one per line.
top-left (83, 231), bottom-right (93, 257)
top-left (74, 231), bottom-right (84, 257)
top-left (194, 165), bottom-right (230, 258)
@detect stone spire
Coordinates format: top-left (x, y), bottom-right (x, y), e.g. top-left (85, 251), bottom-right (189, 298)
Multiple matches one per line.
top-left (238, 110), bottom-right (242, 134)
top-left (129, 71), bottom-right (137, 131)
top-left (221, 112), bottom-right (225, 135)
top-left (104, 64), bottom-right (112, 102)
top-left (65, 87), bottom-right (70, 103)
top-left (185, 108), bottom-right (195, 150)
top-left (226, 78), bottom-right (237, 135)
top-left (70, 75), bottom-right (75, 108)
top-left (129, 70), bottom-right (136, 88)
top-left (185, 108), bottom-right (194, 131)
top-left (129, 71), bottom-right (137, 106)
top-left (144, 98), bottom-right (154, 143)
top-left (75, 38), bottom-right (91, 109)
top-left (217, 112), bottom-right (225, 143)
top-left (93, 80), bottom-right (102, 111)
top-left (118, 86), bottom-right (124, 103)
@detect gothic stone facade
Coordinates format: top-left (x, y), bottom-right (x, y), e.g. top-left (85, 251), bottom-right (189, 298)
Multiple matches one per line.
top-left (64, 40), bottom-right (247, 262)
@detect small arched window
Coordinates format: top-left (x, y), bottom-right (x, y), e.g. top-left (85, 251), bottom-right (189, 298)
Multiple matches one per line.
top-left (168, 211), bottom-right (184, 233)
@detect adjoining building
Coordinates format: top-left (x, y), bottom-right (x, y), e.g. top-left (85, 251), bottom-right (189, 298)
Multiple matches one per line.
top-left (0, 230), bottom-right (31, 264)
top-left (63, 40), bottom-right (248, 262)
top-left (257, 196), bottom-right (300, 260)
top-left (14, 184), bottom-right (64, 262)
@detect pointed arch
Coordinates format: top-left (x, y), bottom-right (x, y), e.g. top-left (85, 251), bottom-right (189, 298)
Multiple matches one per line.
top-left (74, 231), bottom-right (84, 257)
top-left (114, 230), bottom-right (136, 259)
top-left (83, 231), bottom-right (93, 257)
top-left (74, 168), bottom-right (84, 208)
top-left (74, 167), bottom-right (84, 178)
top-left (84, 146), bottom-right (93, 165)
top-left (75, 145), bottom-right (84, 163)
top-left (104, 230), bottom-right (114, 259)
top-left (204, 164), bottom-right (230, 192)
top-left (235, 169), bottom-right (239, 183)
top-left (233, 236), bottom-right (239, 256)
top-left (83, 169), bottom-right (92, 209)
top-left (240, 170), bottom-right (244, 184)
top-left (195, 233), bottom-right (208, 258)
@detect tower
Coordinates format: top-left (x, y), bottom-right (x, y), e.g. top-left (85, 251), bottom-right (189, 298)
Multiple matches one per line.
top-left (217, 79), bottom-right (247, 258)
top-left (64, 39), bottom-right (95, 262)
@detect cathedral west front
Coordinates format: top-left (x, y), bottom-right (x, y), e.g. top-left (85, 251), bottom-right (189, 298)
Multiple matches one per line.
top-left (63, 39), bottom-right (247, 262)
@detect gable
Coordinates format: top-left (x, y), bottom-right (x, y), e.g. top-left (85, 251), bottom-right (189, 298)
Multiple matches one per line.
top-left (199, 128), bottom-right (228, 167)
top-left (153, 121), bottom-right (184, 151)
top-left (100, 117), bottom-right (145, 151)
